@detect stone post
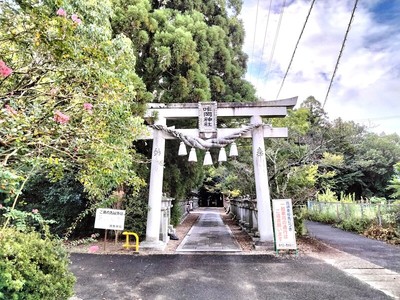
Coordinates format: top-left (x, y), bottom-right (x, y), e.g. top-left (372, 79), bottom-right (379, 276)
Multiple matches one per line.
top-left (160, 196), bottom-right (173, 243)
top-left (251, 115), bottom-right (274, 244)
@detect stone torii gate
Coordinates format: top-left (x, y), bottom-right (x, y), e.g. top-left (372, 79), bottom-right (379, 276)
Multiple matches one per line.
top-left (140, 97), bottom-right (297, 250)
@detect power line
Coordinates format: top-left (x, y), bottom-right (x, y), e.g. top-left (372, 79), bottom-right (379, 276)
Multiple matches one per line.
top-left (261, 0), bottom-right (287, 89)
top-left (254, 0), bottom-right (273, 91)
top-left (323, 0), bottom-right (359, 108)
top-left (354, 115), bottom-right (400, 121)
top-left (249, 0), bottom-right (260, 81)
top-left (276, 0), bottom-right (316, 100)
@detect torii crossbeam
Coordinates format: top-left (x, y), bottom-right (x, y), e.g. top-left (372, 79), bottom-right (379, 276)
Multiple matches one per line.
top-left (140, 97), bottom-right (297, 250)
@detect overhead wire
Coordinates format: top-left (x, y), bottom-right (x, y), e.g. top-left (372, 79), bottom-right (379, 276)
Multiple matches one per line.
top-left (354, 115), bottom-right (400, 121)
top-left (323, 0), bottom-right (359, 108)
top-left (254, 0), bottom-right (273, 93)
top-left (249, 0), bottom-right (260, 82)
top-left (275, 0), bottom-right (316, 100)
top-left (261, 0), bottom-right (287, 89)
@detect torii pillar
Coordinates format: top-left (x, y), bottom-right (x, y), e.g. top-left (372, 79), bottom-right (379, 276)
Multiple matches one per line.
top-left (140, 97), bottom-right (297, 250)
top-left (251, 115), bottom-right (274, 242)
top-left (140, 117), bottom-right (167, 250)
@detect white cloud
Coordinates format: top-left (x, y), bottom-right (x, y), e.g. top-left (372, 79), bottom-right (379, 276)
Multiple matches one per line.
top-left (241, 0), bottom-right (400, 135)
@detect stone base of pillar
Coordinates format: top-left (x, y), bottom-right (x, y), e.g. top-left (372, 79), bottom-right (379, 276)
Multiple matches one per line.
top-left (253, 240), bottom-right (274, 251)
top-left (247, 228), bottom-right (258, 237)
top-left (139, 240), bottom-right (166, 251)
top-left (168, 225), bottom-right (176, 235)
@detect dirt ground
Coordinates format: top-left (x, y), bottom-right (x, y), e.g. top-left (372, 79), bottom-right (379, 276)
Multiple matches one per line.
top-left (67, 210), bottom-right (329, 256)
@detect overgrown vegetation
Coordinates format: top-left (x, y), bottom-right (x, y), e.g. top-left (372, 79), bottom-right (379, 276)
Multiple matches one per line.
top-left (307, 190), bottom-right (400, 244)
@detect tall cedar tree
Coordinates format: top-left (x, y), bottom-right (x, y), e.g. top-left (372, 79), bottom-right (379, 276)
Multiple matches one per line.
top-left (111, 0), bottom-right (257, 200)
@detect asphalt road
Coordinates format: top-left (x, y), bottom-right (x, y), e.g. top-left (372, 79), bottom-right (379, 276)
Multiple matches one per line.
top-left (307, 221), bottom-right (400, 273)
top-left (70, 253), bottom-right (391, 300)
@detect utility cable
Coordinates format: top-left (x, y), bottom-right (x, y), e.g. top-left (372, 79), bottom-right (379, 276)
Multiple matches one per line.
top-left (276, 0), bottom-right (316, 99)
top-left (255, 0), bottom-right (273, 90)
top-left (354, 115), bottom-right (400, 121)
top-left (262, 0), bottom-right (287, 89)
top-left (323, 0), bottom-right (359, 108)
top-left (249, 0), bottom-right (260, 82)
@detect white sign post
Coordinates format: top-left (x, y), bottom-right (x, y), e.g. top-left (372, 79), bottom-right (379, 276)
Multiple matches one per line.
top-left (94, 208), bottom-right (126, 251)
top-left (94, 208), bottom-right (126, 230)
top-left (272, 199), bottom-right (297, 253)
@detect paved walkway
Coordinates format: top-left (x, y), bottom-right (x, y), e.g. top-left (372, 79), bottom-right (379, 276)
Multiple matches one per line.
top-left (176, 208), bottom-right (241, 252)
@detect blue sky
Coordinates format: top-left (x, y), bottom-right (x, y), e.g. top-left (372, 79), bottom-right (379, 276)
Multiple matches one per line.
top-left (240, 0), bottom-right (400, 134)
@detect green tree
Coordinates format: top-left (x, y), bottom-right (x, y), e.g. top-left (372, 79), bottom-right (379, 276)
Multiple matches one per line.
top-left (111, 0), bottom-right (255, 104)
top-left (322, 118), bottom-right (400, 199)
top-left (0, 0), bottom-right (151, 204)
top-left (265, 98), bottom-right (347, 203)
top-left (353, 133), bottom-right (400, 198)
top-left (324, 118), bottom-right (367, 197)
top-left (267, 106), bottom-right (320, 203)
top-left (387, 162), bottom-right (400, 199)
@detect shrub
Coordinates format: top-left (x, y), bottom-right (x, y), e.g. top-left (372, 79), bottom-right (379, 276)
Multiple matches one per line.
top-left (293, 206), bottom-right (308, 236)
top-left (20, 173), bottom-right (91, 237)
top-left (336, 217), bottom-right (371, 233)
top-left (0, 228), bottom-right (75, 300)
top-left (316, 188), bottom-right (338, 202)
top-left (170, 200), bottom-right (183, 226)
top-left (364, 224), bottom-right (400, 245)
top-left (0, 207), bottom-right (55, 237)
top-left (370, 196), bottom-right (386, 204)
top-left (307, 210), bottom-right (337, 224)
top-left (124, 192), bottom-right (148, 238)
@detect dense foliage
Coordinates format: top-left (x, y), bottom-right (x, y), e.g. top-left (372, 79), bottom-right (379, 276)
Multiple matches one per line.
top-left (0, 228), bottom-right (75, 300)
top-left (111, 0), bottom-right (255, 103)
top-left (0, 0), bottom-right (151, 203)
top-left (387, 163), bottom-right (400, 199)
top-left (261, 96), bottom-right (400, 204)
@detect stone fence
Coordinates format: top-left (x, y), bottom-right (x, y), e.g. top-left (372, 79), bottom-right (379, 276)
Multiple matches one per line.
top-left (160, 195), bottom-right (199, 243)
top-left (228, 197), bottom-right (260, 238)
top-left (173, 196), bottom-right (200, 220)
top-left (160, 195), bottom-right (174, 243)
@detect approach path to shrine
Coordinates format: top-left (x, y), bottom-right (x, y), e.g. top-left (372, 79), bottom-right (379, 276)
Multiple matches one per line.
top-left (69, 209), bottom-right (400, 299)
top-left (176, 207), bottom-right (241, 252)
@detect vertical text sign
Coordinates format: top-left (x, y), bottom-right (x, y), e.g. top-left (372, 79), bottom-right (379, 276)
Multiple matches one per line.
top-left (94, 208), bottom-right (126, 230)
top-left (272, 199), bottom-right (297, 250)
top-left (198, 102), bottom-right (217, 136)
